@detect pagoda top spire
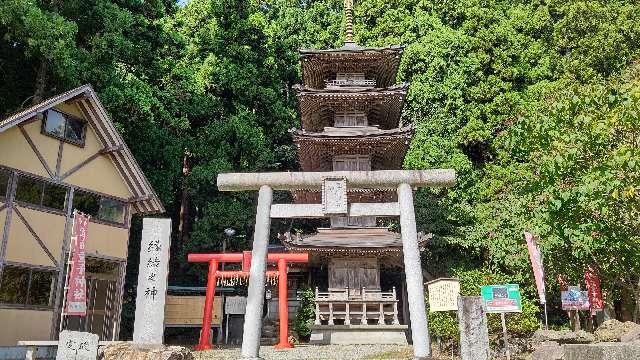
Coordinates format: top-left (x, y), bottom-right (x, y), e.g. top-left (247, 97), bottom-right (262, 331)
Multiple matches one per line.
top-left (344, 0), bottom-right (355, 45)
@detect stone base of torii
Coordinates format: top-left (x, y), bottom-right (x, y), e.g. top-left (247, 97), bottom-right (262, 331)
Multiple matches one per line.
top-left (216, 169), bottom-right (456, 360)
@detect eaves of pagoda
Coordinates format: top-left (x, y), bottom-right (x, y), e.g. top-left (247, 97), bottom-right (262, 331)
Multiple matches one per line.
top-left (291, 125), bottom-right (414, 172)
top-left (294, 83), bottom-right (409, 132)
top-left (279, 229), bottom-right (431, 267)
top-left (299, 44), bottom-right (405, 89)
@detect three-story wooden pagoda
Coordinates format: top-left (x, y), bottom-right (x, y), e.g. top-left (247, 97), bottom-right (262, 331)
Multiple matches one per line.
top-left (279, 0), bottom-right (426, 344)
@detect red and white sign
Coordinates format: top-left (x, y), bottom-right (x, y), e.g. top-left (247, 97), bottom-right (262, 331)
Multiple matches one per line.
top-left (584, 266), bottom-right (604, 311)
top-left (525, 231), bottom-right (546, 304)
top-left (64, 211), bottom-right (90, 316)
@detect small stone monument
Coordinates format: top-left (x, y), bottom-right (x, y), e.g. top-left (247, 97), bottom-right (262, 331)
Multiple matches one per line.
top-left (56, 330), bottom-right (98, 360)
top-left (133, 218), bottom-right (172, 344)
top-left (458, 296), bottom-right (490, 360)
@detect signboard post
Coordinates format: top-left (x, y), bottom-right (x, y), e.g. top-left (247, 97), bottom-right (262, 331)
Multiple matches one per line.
top-left (427, 278), bottom-right (460, 312)
top-left (481, 284), bottom-right (522, 360)
top-left (133, 218), bottom-right (172, 345)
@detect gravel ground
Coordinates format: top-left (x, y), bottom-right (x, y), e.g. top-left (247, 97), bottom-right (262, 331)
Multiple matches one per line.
top-left (192, 344), bottom-right (414, 360)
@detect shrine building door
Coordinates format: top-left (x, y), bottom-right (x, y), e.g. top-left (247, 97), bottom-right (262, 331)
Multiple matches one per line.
top-left (328, 258), bottom-right (380, 296)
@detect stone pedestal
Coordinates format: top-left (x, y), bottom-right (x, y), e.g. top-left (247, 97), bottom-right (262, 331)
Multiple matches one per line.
top-left (457, 296), bottom-right (489, 360)
top-left (309, 325), bottom-right (408, 345)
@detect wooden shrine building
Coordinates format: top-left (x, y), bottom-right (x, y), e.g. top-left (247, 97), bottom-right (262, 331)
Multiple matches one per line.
top-left (278, 1), bottom-right (425, 344)
top-left (0, 85), bottom-right (163, 345)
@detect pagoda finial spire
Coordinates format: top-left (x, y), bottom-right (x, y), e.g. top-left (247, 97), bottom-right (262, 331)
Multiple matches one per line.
top-left (344, 0), bottom-right (354, 44)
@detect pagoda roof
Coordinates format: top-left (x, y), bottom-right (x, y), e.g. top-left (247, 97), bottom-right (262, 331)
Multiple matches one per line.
top-left (292, 125), bottom-right (414, 172)
top-left (294, 83), bottom-right (408, 132)
top-left (299, 43), bottom-right (404, 89)
top-left (279, 228), bottom-right (430, 266)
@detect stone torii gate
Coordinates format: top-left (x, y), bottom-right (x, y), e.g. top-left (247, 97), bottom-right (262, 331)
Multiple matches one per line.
top-left (217, 169), bottom-right (456, 360)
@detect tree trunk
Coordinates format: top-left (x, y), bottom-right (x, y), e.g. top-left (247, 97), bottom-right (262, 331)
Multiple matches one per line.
top-left (32, 59), bottom-right (48, 105)
top-left (178, 150), bottom-right (192, 245)
top-left (634, 277), bottom-right (640, 323)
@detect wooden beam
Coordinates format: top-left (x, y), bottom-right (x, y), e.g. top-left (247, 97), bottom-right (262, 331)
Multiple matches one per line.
top-left (51, 188), bottom-right (73, 339)
top-left (55, 141), bottom-right (64, 178)
top-left (100, 145), bottom-right (124, 154)
top-left (59, 151), bottom-right (101, 180)
top-left (270, 202), bottom-right (400, 218)
top-left (19, 125), bottom-right (55, 178)
top-left (0, 172), bottom-right (17, 289)
top-left (12, 206), bottom-right (58, 266)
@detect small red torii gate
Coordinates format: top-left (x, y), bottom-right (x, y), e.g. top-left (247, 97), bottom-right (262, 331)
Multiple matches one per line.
top-left (188, 251), bottom-right (308, 350)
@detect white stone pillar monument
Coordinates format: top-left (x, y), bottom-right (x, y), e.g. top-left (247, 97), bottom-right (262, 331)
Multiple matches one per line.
top-left (133, 218), bottom-right (171, 345)
top-left (241, 185), bottom-right (273, 359)
top-left (398, 183), bottom-right (431, 359)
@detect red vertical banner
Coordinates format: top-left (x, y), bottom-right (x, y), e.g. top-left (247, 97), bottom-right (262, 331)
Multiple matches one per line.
top-left (584, 266), bottom-right (604, 311)
top-left (64, 211), bottom-right (90, 316)
top-left (525, 231), bottom-right (546, 304)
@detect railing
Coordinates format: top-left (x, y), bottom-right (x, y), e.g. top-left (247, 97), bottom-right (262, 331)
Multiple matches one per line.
top-left (314, 287), bottom-right (400, 326)
top-left (324, 79), bottom-right (376, 88)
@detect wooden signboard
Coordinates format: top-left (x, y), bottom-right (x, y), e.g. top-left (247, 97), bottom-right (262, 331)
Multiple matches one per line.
top-left (427, 278), bottom-right (460, 312)
top-left (165, 295), bottom-right (223, 326)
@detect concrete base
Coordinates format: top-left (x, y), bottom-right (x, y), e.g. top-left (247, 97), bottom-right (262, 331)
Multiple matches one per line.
top-left (564, 342), bottom-right (640, 360)
top-left (309, 325), bottom-right (408, 345)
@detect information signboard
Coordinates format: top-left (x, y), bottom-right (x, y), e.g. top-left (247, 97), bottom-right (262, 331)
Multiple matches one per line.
top-left (427, 278), bottom-right (460, 312)
top-left (481, 284), bottom-right (522, 313)
top-left (561, 286), bottom-right (590, 310)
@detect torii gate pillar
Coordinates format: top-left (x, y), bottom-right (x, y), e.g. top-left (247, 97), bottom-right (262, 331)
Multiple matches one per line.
top-left (242, 185), bottom-right (272, 358)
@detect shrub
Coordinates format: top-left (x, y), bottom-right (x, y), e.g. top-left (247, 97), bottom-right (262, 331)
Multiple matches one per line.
top-left (294, 287), bottom-right (315, 340)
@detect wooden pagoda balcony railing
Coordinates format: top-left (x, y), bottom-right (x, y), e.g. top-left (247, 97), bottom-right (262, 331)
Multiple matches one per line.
top-left (314, 287), bottom-right (400, 326)
top-left (324, 79), bottom-right (377, 88)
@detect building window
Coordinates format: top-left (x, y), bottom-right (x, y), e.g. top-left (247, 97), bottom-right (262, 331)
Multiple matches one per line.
top-left (73, 191), bottom-right (125, 225)
top-left (333, 155), bottom-right (371, 171)
top-left (0, 265), bottom-right (56, 307)
top-left (42, 109), bottom-right (87, 146)
top-left (334, 111), bottom-right (367, 127)
top-left (14, 175), bottom-right (67, 211)
top-left (0, 169), bottom-right (10, 198)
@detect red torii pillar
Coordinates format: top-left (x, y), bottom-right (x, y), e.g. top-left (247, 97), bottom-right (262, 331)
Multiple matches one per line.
top-left (188, 251), bottom-right (308, 350)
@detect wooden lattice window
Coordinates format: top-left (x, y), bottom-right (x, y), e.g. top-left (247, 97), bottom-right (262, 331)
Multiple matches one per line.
top-left (0, 265), bottom-right (56, 307)
top-left (334, 111), bottom-right (367, 127)
top-left (332, 155), bottom-right (371, 171)
top-left (42, 109), bottom-right (87, 146)
top-left (0, 169), bottom-right (10, 199)
top-left (74, 191), bottom-right (126, 225)
top-left (14, 175), bottom-right (67, 211)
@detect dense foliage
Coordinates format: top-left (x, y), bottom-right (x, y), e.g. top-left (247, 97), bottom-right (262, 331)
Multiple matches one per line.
top-left (294, 287), bottom-right (316, 340)
top-left (1, 0), bottom-right (639, 339)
